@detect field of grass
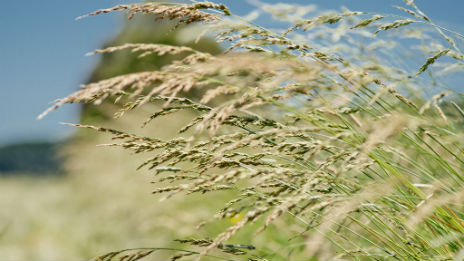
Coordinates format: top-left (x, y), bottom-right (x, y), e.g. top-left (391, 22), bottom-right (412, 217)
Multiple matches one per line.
top-left (0, 106), bottom-right (295, 260)
top-left (0, 151), bottom-right (219, 259)
top-left (5, 1), bottom-right (464, 260)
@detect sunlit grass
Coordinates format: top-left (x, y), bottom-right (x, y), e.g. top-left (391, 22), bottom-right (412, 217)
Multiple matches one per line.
top-left (29, 0), bottom-right (464, 260)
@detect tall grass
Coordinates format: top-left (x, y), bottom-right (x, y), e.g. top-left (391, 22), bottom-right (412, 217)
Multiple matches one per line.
top-left (42, 1), bottom-right (464, 260)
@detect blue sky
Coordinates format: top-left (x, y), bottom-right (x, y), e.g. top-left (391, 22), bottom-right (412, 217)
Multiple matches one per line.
top-left (1, 0), bottom-right (464, 146)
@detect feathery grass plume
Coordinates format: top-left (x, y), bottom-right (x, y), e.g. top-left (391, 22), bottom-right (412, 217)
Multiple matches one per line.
top-left (85, 43), bottom-right (196, 58)
top-left (393, 5), bottom-right (422, 19)
top-left (41, 0), bottom-right (464, 260)
top-left (283, 11), bottom-right (362, 36)
top-left (416, 49), bottom-right (450, 75)
top-left (374, 19), bottom-right (415, 35)
top-left (419, 91), bottom-right (451, 114)
top-left (350, 15), bottom-right (384, 29)
top-left (76, 2), bottom-right (230, 23)
top-left (404, 0), bottom-right (463, 53)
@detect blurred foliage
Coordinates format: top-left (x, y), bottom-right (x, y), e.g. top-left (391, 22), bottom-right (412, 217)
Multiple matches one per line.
top-left (0, 142), bottom-right (61, 175)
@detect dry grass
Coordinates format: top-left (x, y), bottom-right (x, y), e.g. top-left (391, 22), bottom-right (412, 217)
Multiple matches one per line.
top-left (37, 1), bottom-right (464, 260)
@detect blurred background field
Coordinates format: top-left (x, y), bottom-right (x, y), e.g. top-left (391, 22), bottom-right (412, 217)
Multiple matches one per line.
top-left (0, 141), bottom-right (215, 259)
top-left (0, 112), bottom-right (293, 259)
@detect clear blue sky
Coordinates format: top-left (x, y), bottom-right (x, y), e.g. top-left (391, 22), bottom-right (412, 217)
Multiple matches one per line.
top-left (1, 0), bottom-right (463, 146)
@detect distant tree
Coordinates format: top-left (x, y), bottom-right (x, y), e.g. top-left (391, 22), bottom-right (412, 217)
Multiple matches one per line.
top-left (0, 142), bottom-right (60, 175)
top-left (81, 15), bottom-right (221, 124)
